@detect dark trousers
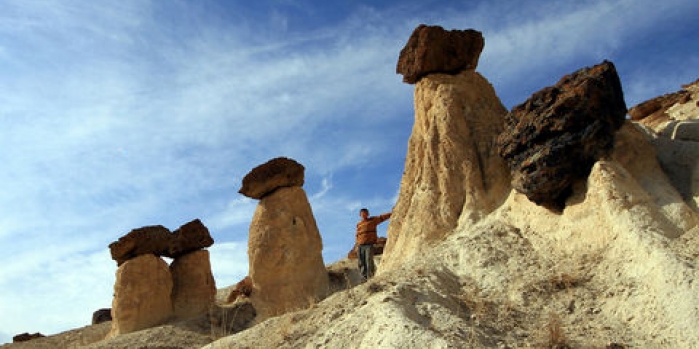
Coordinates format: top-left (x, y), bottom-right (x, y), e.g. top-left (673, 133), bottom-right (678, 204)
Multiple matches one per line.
top-left (358, 244), bottom-right (375, 280)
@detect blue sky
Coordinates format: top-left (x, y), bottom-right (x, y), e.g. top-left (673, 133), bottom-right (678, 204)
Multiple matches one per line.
top-left (1, 0), bottom-right (697, 342)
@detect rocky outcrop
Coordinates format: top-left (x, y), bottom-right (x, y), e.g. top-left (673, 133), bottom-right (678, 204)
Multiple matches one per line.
top-left (497, 60), bottom-right (627, 209)
top-left (92, 308), bottom-right (112, 325)
top-left (248, 186), bottom-right (329, 319)
top-left (629, 78), bottom-right (698, 133)
top-left (13, 332), bottom-right (45, 342)
top-left (171, 250), bottom-right (217, 319)
top-left (631, 78), bottom-right (699, 211)
top-left (239, 157), bottom-right (305, 199)
top-left (396, 24), bottom-right (484, 84)
top-left (109, 254), bottom-right (173, 338)
top-left (108, 219), bottom-right (214, 265)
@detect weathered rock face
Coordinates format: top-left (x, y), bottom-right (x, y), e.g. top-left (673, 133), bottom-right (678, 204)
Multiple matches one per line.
top-left (170, 250), bottom-right (217, 319)
top-left (629, 78), bottom-right (698, 133)
top-left (248, 186), bottom-right (329, 319)
top-left (108, 226), bottom-right (171, 266)
top-left (169, 219), bottom-right (215, 258)
top-left (631, 78), bottom-right (699, 211)
top-left (497, 60), bottom-right (627, 209)
top-left (92, 308), bottom-right (112, 325)
top-left (381, 69), bottom-right (511, 273)
top-left (397, 24), bottom-right (484, 84)
top-left (239, 157), bottom-right (305, 199)
top-left (109, 254), bottom-right (173, 337)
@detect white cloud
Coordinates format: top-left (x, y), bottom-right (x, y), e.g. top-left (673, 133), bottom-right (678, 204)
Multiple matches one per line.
top-left (209, 241), bottom-right (249, 287)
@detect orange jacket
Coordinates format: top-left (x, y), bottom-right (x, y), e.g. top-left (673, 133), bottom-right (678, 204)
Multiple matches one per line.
top-left (356, 213), bottom-right (391, 245)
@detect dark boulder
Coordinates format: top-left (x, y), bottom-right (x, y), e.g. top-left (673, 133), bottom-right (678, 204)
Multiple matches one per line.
top-left (497, 60), bottom-right (627, 209)
top-left (239, 157), bottom-right (305, 199)
top-left (396, 24), bottom-right (484, 84)
top-left (108, 219), bottom-right (214, 265)
top-left (92, 308), bottom-right (112, 325)
top-left (169, 219), bottom-right (215, 258)
top-left (108, 225), bottom-right (171, 266)
top-left (13, 332), bottom-right (45, 342)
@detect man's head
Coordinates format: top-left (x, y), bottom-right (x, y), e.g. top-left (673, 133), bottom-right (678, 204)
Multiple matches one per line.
top-left (359, 208), bottom-right (369, 219)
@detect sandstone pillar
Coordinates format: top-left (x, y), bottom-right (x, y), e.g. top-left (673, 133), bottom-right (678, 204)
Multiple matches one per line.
top-left (171, 250), bottom-right (217, 319)
top-left (109, 254), bottom-right (173, 337)
top-left (247, 186), bottom-right (329, 319)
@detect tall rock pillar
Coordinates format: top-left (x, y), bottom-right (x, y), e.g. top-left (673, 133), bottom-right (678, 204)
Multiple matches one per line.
top-left (239, 157), bottom-right (329, 320)
top-left (381, 25), bottom-right (510, 272)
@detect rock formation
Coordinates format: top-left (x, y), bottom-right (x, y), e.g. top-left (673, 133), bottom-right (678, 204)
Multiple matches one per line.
top-left (239, 157), bottom-right (305, 199)
top-left (107, 219), bottom-right (216, 337)
top-left (108, 225), bottom-right (171, 266)
top-left (497, 60), bottom-right (627, 209)
top-left (396, 24), bottom-right (484, 84)
top-left (382, 26), bottom-right (511, 272)
top-left (12, 332), bottom-right (45, 343)
top-left (628, 78), bottom-right (697, 132)
top-left (628, 78), bottom-right (699, 211)
top-left (169, 219), bottom-right (215, 258)
top-left (226, 276), bottom-right (253, 303)
top-left (108, 254), bottom-right (173, 338)
top-left (242, 158), bottom-right (329, 320)
top-left (91, 308), bottom-right (112, 325)
top-left (108, 219), bottom-right (213, 265)
top-left (170, 250), bottom-right (217, 319)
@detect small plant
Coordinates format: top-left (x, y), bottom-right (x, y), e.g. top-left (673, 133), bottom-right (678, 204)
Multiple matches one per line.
top-left (541, 313), bottom-right (571, 349)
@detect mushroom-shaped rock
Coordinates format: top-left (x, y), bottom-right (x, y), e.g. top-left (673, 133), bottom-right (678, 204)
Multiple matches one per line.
top-left (397, 24), bottom-right (484, 84)
top-left (239, 157), bottom-right (305, 199)
top-left (496, 60), bottom-right (627, 209)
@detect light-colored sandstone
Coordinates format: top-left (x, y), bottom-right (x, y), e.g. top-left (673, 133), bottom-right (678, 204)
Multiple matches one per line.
top-left (380, 70), bottom-right (510, 273)
top-left (612, 122), bottom-right (698, 233)
top-left (170, 250), bottom-right (216, 320)
top-left (108, 254), bottom-right (173, 338)
top-left (247, 186), bottom-right (329, 320)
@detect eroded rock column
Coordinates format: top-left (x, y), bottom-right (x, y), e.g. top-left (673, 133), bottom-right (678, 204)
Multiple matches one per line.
top-left (240, 157), bottom-right (329, 320)
top-left (382, 25), bottom-right (511, 272)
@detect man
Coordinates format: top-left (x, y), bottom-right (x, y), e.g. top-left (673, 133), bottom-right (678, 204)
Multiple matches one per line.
top-left (355, 208), bottom-right (392, 281)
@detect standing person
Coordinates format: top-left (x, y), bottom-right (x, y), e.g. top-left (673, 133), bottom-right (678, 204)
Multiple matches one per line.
top-left (355, 208), bottom-right (392, 281)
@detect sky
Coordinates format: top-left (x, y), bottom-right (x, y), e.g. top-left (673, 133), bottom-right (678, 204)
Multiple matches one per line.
top-left (0, 0), bottom-right (697, 343)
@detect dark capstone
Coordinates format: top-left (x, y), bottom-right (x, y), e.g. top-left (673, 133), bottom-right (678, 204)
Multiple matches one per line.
top-left (396, 24), bottom-right (484, 84)
top-left (108, 219), bottom-right (214, 265)
top-left (108, 225), bottom-right (171, 266)
top-left (169, 219), bottom-right (214, 258)
top-left (497, 61), bottom-right (627, 209)
top-left (238, 157), bottom-right (305, 199)
top-left (92, 308), bottom-right (112, 325)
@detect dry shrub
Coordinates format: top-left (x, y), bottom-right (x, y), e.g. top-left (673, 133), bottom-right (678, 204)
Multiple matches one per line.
top-left (539, 313), bottom-right (571, 349)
